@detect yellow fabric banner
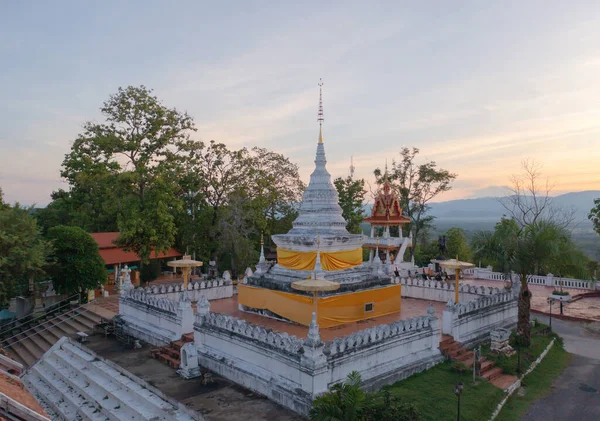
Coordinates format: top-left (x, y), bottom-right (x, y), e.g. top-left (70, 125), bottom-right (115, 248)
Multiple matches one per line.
top-left (276, 247), bottom-right (363, 271)
top-left (238, 284), bottom-right (401, 328)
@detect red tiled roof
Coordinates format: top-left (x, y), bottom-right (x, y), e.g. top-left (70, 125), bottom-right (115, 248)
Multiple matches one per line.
top-left (90, 232), bottom-right (120, 249)
top-left (98, 247), bottom-right (182, 266)
top-left (90, 232), bottom-right (182, 265)
top-left (0, 372), bottom-right (48, 419)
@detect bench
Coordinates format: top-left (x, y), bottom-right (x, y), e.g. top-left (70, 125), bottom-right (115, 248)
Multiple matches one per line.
top-left (76, 331), bottom-right (89, 343)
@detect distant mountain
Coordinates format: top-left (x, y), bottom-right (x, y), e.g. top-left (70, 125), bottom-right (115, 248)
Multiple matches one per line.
top-left (428, 190), bottom-right (600, 227)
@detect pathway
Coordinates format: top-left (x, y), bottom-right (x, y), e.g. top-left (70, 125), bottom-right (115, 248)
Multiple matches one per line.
top-left (520, 315), bottom-right (600, 421)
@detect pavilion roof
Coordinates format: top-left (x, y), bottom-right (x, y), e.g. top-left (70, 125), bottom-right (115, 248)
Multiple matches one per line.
top-left (90, 232), bottom-right (182, 266)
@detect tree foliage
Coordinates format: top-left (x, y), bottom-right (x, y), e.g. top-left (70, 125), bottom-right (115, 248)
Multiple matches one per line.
top-left (589, 197), bottom-right (600, 236)
top-left (310, 371), bottom-right (419, 421)
top-left (482, 161), bottom-right (580, 345)
top-left (374, 147), bottom-right (456, 258)
top-left (42, 86), bottom-right (306, 278)
top-left (0, 200), bottom-right (51, 308)
top-left (444, 227), bottom-right (471, 261)
top-left (471, 217), bottom-right (578, 346)
top-left (60, 85), bottom-right (196, 263)
top-left (46, 226), bottom-right (107, 300)
top-left (334, 176), bottom-right (366, 234)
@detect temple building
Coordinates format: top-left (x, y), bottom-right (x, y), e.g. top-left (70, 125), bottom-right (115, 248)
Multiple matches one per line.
top-left (363, 169), bottom-right (413, 273)
top-left (238, 83), bottom-right (401, 328)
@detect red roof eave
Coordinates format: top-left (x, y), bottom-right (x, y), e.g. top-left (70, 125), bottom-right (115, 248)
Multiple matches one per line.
top-left (98, 247), bottom-right (182, 266)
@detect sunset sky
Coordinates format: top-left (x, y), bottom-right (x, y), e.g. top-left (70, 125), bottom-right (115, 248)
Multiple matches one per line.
top-left (1, 1), bottom-right (599, 205)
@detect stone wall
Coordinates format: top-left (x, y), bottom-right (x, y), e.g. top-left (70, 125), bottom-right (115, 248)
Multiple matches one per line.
top-left (190, 299), bottom-right (442, 416)
top-left (118, 289), bottom-right (194, 346)
top-left (467, 267), bottom-right (596, 290)
top-left (442, 290), bottom-right (517, 347)
top-left (391, 276), bottom-right (503, 302)
top-left (139, 278), bottom-right (233, 302)
top-left (325, 308), bottom-right (443, 391)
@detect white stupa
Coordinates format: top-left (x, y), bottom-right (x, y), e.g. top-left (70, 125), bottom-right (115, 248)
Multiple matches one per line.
top-left (246, 81), bottom-right (389, 292)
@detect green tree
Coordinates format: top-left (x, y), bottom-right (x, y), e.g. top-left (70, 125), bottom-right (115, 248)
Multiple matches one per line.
top-left (413, 240), bottom-right (440, 267)
top-left (60, 85), bottom-right (196, 265)
top-left (334, 176), bottom-right (366, 234)
top-left (374, 147), bottom-right (456, 259)
top-left (444, 227), bottom-right (471, 261)
top-left (176, 142), bottom-right (304, 274)
top-left (472, 218), bottom-right (571, 346)
top-left (589, 197), bottom-right (600, 236)
top-left (0, 199), bottom-right (51, 308)
top-left (46, 226), bottom-right (107, 301)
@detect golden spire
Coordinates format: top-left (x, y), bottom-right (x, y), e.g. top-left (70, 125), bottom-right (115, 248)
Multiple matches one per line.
top-left (260, 232), bottom-right (264, 245)
top-left (384, 159), bottom-right (388, 182)
top-left (317, 78), bottom-right (324, 143)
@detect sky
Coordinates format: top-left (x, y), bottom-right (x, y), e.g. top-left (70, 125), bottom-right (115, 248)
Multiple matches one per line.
top-left (1, 1), bottom-right (599, 206)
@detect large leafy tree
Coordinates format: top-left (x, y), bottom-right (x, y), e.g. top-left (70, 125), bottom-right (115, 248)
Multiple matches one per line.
top-left (176, 142), bottom-right (304, 274)
top-left (444, 227), bottom-right (471, 261)
top-left (0, 195), bottom-right (51, 308)
top-left (60, 85), bottom-right (196, 264)
top-left (334, 176), bottom-right (366, 234)
top-left (374, 147), bottom-right (456, 259)
top-left (46, 226), bottom-right (107, 301)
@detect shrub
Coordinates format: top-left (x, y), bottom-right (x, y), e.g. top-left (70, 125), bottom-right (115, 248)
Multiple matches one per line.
top-left (551, 290), bottom-right (570, 296)
top-left (451, 362), bottom-right (468, 374)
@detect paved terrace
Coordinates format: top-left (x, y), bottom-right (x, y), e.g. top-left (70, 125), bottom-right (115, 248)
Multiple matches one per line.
top-left (463, 277), bottom-right (600, 321)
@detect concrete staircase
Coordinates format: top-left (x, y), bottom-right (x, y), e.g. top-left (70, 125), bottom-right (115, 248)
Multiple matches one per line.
top-left (0, 307), bottom-right (103, 368)
top-left (23, 337), bottom-right (199, 421)
top-left (439, 335), bottom-right (504, 382)
top-left (150, 333), bottom-right (194, 369)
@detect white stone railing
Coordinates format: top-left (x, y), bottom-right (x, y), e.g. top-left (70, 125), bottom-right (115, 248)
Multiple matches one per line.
top-left (140, 278), bottom-right (234, 302)
top-left (328, 313), bottom-right (435, 357)
top-left (363, 237), bottom-right (405, 247)
top-left (390, 276), bottom-right (503, 302)
top-left (118, 289), bottom-right (194, 346)
top-left (453, 290), bottom-right (515, 316)
top-left (442, 289), bottom-right (518, 346)
top-left (471, 268), bottom-right (595, 290)
top-left (121, 289), bottom-right (179, 313)
top-left (196, 312), bottom-right (304, 356)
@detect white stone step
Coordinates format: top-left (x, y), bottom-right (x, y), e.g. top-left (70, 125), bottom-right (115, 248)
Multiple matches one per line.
top-left (24, 373), bottom-right (78, 421)
top-left (53, 347), bottom-right (170, 420)
top-left (42, 355), bottom-right (138, 421)
top-left (29, 364), bottom-right (107, 421)
top-left (91, 360), bottom-right (175, 414)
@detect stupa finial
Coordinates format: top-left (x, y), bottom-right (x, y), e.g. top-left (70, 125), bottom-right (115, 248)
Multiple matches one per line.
top-left (317, 79), bottom-right (324, 143)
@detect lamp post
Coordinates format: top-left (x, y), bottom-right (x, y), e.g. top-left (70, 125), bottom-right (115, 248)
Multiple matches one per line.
top-left (547, 297), bottom-right (554, 331)
top-left (454, 381), bottom-right (463, 421)
top-left (515, 331), bottom-right (522, 375)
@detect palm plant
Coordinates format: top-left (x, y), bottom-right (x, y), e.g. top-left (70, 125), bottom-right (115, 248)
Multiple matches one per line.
top-left (471, 218), bottom-right (568, 346)
top-left (310, 371), bottom-right (365, 421)
top-left (309, 372), bottom-right (419, 421)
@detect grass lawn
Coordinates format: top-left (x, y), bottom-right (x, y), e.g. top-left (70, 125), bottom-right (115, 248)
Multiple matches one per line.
top-left (494, 339), bottom-right (571, 421)
top-left (382, 323), bottom-right (569, 421)
top-left (481, 323), bottom-right (555, 376)
top-left (383, 362), bottom-right (504, 421)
